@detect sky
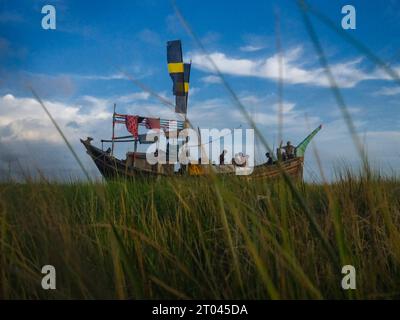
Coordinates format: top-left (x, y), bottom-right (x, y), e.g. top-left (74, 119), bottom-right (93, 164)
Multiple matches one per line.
top-left (0, 0), bottom-right (399, 181)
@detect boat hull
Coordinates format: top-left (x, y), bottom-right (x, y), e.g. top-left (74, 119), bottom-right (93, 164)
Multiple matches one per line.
top-left (81, 139), bottom-right (304, 181)
top-left (81, 139), bottom-right (162, 179)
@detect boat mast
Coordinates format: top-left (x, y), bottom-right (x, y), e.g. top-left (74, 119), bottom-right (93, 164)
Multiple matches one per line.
top-left (111, 103), bottom-right (116, 156)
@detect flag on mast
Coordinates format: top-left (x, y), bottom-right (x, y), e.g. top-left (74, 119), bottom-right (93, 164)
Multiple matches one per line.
top-left (167, 40), bottom-right (191, 114)
top-left (175, 62), bottom-right (191, 114)
top-left (167, 40), bottom-right (185, 97)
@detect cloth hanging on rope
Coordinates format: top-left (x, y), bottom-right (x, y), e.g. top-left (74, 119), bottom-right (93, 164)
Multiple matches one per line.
top-left (125, 115), bottom-right (139, 139)
top-left (145, 117), bottom-right (160, 129)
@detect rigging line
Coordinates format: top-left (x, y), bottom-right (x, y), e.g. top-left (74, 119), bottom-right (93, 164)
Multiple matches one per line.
top-left (188, 125), bottom-right (243, 148)
top-left (29, 87), bottom-right (92, 181)
top-left (172, 0), bottom-right (340, 270)
top-left (119, 70), bottom-right (176, 109)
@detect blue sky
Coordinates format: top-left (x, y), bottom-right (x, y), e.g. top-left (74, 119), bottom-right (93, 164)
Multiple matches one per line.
top-left (0, 0), bottom-right (399, 181)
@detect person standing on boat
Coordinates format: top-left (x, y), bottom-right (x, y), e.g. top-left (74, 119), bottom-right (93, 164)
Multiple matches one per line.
top-left (219, 150), bottom-right (227, 165)
top-left (283, 141), bottom-right (295, 159)
top-left (265, 152), bottom-right (273, 165)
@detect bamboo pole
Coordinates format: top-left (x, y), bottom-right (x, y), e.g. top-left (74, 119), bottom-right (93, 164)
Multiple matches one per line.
top-left (133, 138), bottom-right (138, 167)
top-left (111, 103), bottom-right (116, 156)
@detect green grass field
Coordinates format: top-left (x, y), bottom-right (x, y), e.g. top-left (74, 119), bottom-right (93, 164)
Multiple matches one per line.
top-left (1, 170), bottom-right (399, 299)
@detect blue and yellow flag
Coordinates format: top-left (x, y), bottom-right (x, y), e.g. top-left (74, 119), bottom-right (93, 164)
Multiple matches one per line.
top-left (175, 63), bottom-right (191, 114)
top-left (167, 40), bottom-right (191, 114)
top-left (167, 40), bottom-right (185, 97)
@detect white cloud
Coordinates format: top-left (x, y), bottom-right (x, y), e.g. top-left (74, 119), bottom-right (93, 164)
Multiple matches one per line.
top-left (240, 34), bottom-right (270, 52)
top-left (201, 75), bottom-right (222, 84)
top-left (200, 32), bottom-right (221, 46)
top-left (188, 86), bottom-right (200, 96)
top-left (116, 92), bottom-right (150, 103)
top-left (0, 92), bottom-right (169, 180)
top-left (0, 93), bottom-right (147, 143)
top-left (75, 72), bottom-right (130, 81)
top-left (186, 93), bottom-right (321, 137)
top-left (190, 47), bottom-right (399, 88)
top-left (272, 102), bottom-right (296, 114)
top-left (231, 100), bottom-right (319, 131)
top-left (0, 94), bottom-right (111, 143)
top-left (239, 45), bottom-right (266, 52)
top-left (374, 86), bottom-right (400, 96)
top-left (327, 106), bottom-right (361, 118)
top-left (1, 93), bottom-right (399, 181)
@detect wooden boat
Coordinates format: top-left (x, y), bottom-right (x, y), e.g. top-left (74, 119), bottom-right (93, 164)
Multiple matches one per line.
top-left (81, 40), bottom-right (322, 180)
top-left (81, 124), bottom-right (321, 180)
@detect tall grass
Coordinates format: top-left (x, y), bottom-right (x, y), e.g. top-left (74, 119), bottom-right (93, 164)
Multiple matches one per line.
top-left (0, 171), bottom-right (399, 299)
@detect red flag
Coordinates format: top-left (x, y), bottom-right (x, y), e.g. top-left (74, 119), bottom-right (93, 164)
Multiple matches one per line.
top-left (125, 115), bottom-right (138, 138)
top-left (145, 118), bottom-right (160, 129)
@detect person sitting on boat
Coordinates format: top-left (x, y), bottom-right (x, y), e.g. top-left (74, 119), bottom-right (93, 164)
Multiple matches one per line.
top-left (219, 150), bottom-right (227, 165)
top-left (234, 152), bottom-right (248, 167)
top-left (265, 152), bottom-right (273, 165)
top-left (283, 141), bottom-right (295, 159)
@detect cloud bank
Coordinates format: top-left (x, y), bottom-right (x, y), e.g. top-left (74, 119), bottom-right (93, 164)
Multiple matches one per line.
top-left (191, 47), bottom-right (400, 88)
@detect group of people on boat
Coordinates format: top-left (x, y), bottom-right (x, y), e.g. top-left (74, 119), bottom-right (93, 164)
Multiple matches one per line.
top-left (216, 140), bottom-right (295, 168)
top-left (219, 150), bottom-right (249, 167)
top-left (265, 141), bottom-right (296, 165)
